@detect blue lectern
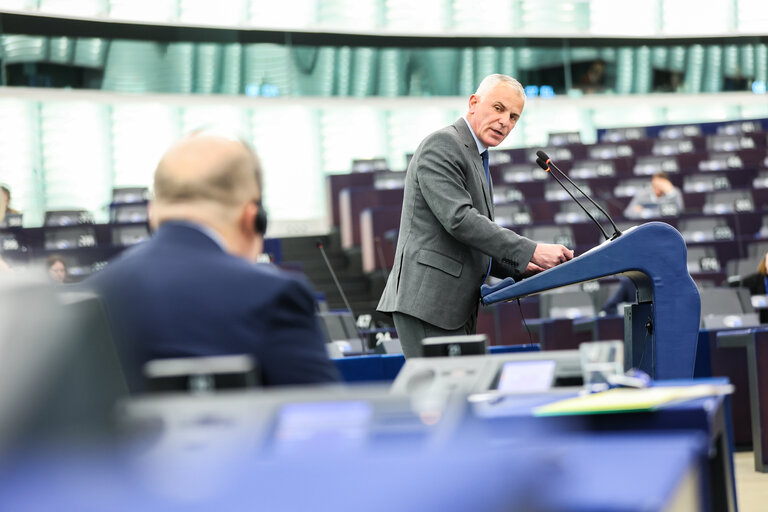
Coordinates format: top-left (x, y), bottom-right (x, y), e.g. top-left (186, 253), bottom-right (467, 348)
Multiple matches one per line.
top-left (481, 222), bottom-right (701, 379)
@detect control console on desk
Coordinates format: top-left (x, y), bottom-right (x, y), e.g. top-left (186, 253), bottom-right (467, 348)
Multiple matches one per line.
top-left (390, 350), bottom-right (582, 397)
top-left (481, 222), bottom-right (701, 380)
top-left (117, 384), bottom-right (468, 456)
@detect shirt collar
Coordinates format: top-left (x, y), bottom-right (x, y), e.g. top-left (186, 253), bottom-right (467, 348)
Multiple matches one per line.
top-left (462, 116), bottom-right (487, 155)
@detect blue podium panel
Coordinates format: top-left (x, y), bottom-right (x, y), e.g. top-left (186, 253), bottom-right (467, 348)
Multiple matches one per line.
top-left (481, 222), bottom-right (701, 379)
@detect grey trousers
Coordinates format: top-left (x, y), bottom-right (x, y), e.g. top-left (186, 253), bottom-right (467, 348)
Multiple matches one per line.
top-left (392, 310), bottom-right (477, 358)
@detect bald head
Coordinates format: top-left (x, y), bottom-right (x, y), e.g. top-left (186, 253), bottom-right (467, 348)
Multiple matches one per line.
top-left (154, 134), bottom-right (262, 211)
top-left (150, 134), bottom-right (265, 260)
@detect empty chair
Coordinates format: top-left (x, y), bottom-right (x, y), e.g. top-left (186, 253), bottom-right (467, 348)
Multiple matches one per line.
top-left (683, 174), bottom-right (731, 193)
top-left (716, 120), bottom-right (763, 135)
top-left (588, 143), bottom-right (634, 160)
top-left (651, 138), bottom-right (696, 156)
top-left (545, 181), bottom-right (592, 202)
top-left (526, 146), bottom-right (574, 163)
top-left (678, 217), bottom-right (733, 243)
top-left (112, 187), bottom-right (149, 204)
top-left (110, 204), bottom-right (149, 224)
top-left (318, 311), bottom-right (357, 342)
top-left (687, 246), bottom-right (721, 273)
top-left (633, 156), bottom-right (679, 176)
top-left (492, 185), bottom-right (524, 205)
top-left (0, 212), bottom-right (22, 228)
top-left (554, 200), bottom-right (608, 225)
top-left (0, 233), bottom-right (20, 252)
top-left (699, 287), bottom-right (759, 329)
top-left (111, 225), bottom-right (150, 247)
top-left (351, 158), bottom-right (388, 172)
top-left (373, 171), bottom-right (405, 190)
top-left (757, 216), bottom-right (768, 239)
top-left (523, 225), bottom-right (576, 248)
top-left (599, 126), bottom-right (647, 143)
top-left (44, 226), bottom-right (97, 250)
top-left (754, 170), bottom-right (768, 189)
top-left (748, 239), bottom-right (768, 258)
top-left (501, 163), bottom-right (545, 183)
top-left (698, 152), bottom-right (745, 172)
top-left (614, 178), bottom-right (651, 198)
top-left (658, 125), bottom-right (702, 140)
top-left (494, 203), bottom-right (532, 227)
top-left (707, 134), bottom-right (756, 152)
top-left (726, 257), bottom-right (761, 284)
top-left (570, 159), bottom-right (616, 179)
top-left (702, 189), bottom-right (754, 215)
top-left (44, 210), bottom-right (94, 227)
top-left (547, 132), bottom-right (581, 146)
top-left (317, 311), bottom-right (364, 355)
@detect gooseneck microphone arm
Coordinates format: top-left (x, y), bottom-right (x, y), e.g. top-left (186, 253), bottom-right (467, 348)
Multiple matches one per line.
top-left (317, 239), bottom-right (369, 353)
top-left (536, 156), bottom-right (610, 241)
top-left (317, 240), bottom-right (355, 317)
top-left (537, 150), bottom-right (622, 240)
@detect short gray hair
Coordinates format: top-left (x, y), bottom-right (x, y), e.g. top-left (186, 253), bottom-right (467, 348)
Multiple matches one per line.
top-left (475, 74), bottom-right (526, 102)
top-left (154, 136), bottom-right (262, 208)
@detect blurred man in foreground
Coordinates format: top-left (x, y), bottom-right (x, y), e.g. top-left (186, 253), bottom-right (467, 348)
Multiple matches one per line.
top-left (85, 134), bottom-right (339, 391)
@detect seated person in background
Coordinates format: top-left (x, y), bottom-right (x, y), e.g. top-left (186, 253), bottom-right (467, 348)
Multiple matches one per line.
top-left (577, 59), bottom-right (607, 94)
top-left (1, 185), bottom-right (20, 215)
top-left (732, 250), bottom-right (768, 324)
top-left (623, 171), bottom-right (684, 220)
top-left (46, 254), bottom-right (68, 284)
top-left (84, 133), bottom-right (340, 391)
top-left (600, 276), bottom-right (636, 316)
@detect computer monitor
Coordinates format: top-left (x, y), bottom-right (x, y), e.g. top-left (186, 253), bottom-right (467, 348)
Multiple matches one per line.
top-left (492, 360), bottom-right (557, 394)
top-left (143, 354), bottom-right (260, 393)
top-left (422, 334), bottom-right (487, 357)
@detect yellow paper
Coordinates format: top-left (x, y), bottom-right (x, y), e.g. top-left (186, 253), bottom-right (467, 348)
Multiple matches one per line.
top-left (532, 384), bottom-right (733, 417)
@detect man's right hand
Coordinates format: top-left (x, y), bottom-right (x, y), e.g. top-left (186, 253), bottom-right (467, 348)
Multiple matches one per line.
top-left (530, 243), bottom-right (574, 270)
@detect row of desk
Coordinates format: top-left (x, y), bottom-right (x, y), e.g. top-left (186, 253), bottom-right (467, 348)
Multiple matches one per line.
top-left (0, 374), bottom-right (738, 511)
top-left (328, 346), bottom-right (741, 510)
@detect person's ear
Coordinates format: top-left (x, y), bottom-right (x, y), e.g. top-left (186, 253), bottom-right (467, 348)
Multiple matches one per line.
top-left (468, 94), bottom-right (479, 114)
top-left (240, 200), bottom-right (258, 236)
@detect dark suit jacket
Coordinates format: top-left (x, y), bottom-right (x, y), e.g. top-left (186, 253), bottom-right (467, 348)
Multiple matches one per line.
top-left (85, 222), bottom-right (339, 391)
top-left (378, 118), bottom-right (537, 329)
top-left (739, 272), bottom-right (767, 296)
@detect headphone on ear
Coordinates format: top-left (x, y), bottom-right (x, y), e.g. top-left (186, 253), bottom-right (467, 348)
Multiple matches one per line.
top-left (254, 199), bottom-right (268, 235)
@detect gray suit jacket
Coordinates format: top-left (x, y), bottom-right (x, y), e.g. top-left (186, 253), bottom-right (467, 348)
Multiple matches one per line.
top-left (377, 118), bottom-right (537, 329)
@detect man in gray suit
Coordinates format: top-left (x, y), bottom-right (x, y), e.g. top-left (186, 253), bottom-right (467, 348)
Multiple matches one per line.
top-left (377, 74), bottom-right (574, 357)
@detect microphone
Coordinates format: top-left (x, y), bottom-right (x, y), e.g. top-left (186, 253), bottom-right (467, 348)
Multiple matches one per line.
top-left (316, 239), bottom-right (355, 316)
top-left (536, 150), bottom-right (622, 240)
top-left (316, 239), bottom-right (368, 353)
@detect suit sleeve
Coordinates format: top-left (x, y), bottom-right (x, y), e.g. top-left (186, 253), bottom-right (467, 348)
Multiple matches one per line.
top-left (416, 132), bottom-right (536, 276)
top-left (259, 278), bottom-right (341, 386)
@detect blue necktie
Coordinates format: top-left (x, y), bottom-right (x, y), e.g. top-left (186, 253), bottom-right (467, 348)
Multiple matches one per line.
top-left (481, 150), bottom-right (492, 284)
